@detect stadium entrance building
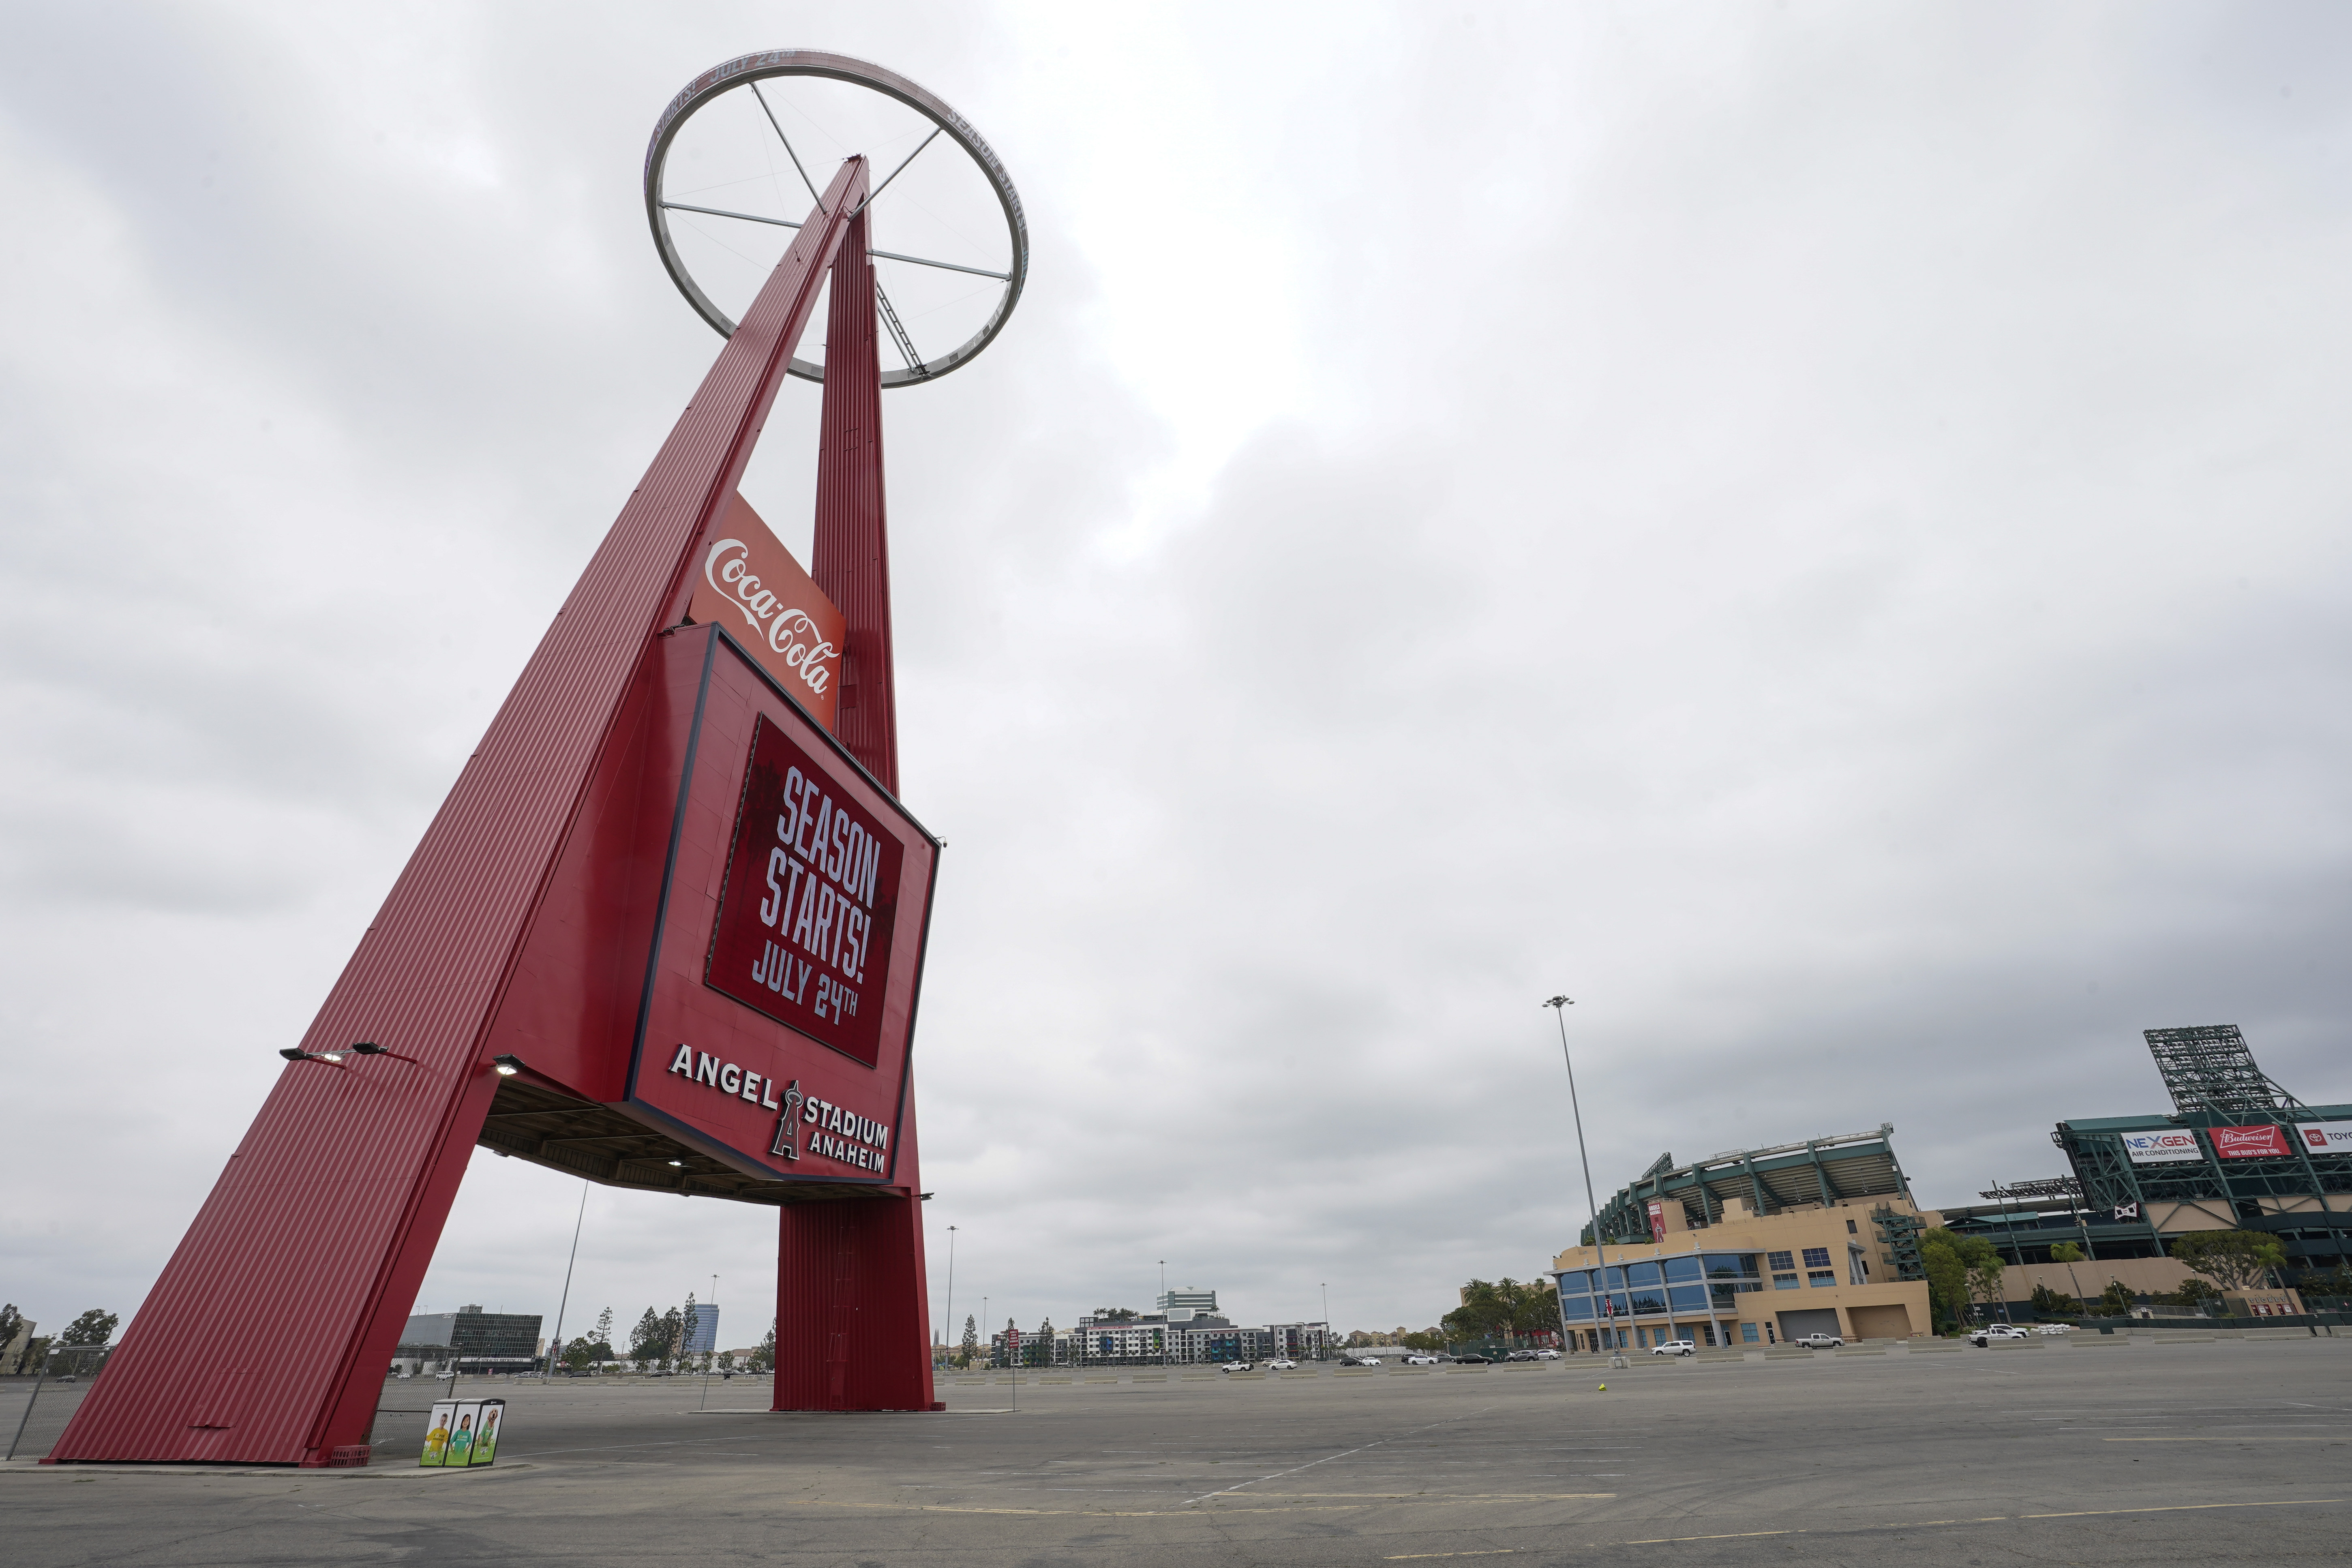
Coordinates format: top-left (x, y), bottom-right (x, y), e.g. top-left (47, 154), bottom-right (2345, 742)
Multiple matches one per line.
top-left (1550, 1129), bottom-right (1933, 1348)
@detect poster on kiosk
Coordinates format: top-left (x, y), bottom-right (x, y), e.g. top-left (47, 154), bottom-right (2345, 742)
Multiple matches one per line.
top-left (420, 1398), bottom-right (506, 1467)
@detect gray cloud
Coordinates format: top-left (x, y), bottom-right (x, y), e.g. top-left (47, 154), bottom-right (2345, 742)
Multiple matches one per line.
top-left (2, 2), bottom-right (2347, 1350)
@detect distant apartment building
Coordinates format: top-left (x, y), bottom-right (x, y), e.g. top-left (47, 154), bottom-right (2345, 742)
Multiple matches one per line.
top-left (392, 1305), bottom-right (545, 1374)
top-left (988, 1298), bottom-right (1331, 1366)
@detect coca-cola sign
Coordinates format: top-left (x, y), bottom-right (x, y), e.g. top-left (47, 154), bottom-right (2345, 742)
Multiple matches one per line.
top-left (685, 494), bottom-right (844, 730)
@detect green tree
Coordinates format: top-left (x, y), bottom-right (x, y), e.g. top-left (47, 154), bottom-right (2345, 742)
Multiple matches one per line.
top-left (2095, 1279), bottom-right (2135, 1317)
top-left (1445, 1279), bottom-right (1552, 1347)
top-left (1092, 1307), bottom-right (1137, 1322)
top-left (630, 1307), bottom-right (666, 1366)
top-left (0, 1304), bottom-right (23, 1350)
top-left (57, 1309), bottom-right (118, 1347)
top-left (2168, 1230), bottom-right (2287, 1294)
top-left (1036, 1316), bottom-right (1055, 1368)
top-left (751, 1319), bottom-right (776, 1373)
top-left (1399, 1330), bottom-right (1444, 1353)
top-left (2028, 1283), bottom-right (2082, 1317)
top-left (2047, 1242), bottom-right (2090, 1314)
top-left (958, 1314), bottom-right (979, 1368)
top-left (561, 1336), bottom-right (597, 1371)
top-left (593, 1307), bottom-right (614, 1354)
top-left (1919, 1230), bottom-right (1974, 1327)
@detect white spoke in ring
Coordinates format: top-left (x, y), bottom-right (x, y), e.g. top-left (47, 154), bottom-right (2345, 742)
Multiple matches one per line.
top-left (853, 127), bottom-right (941, 216)
top-left (868, 247), bottom-right (1007, 281)
top-left (748, 80), bottom-right (824, 207)
top-left (664, 200), bottom-right (801, 231)
top-left (659, 202), bottom-right (1009, 280)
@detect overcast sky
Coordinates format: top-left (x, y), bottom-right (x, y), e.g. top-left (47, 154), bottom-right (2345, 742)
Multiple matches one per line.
top-left (3, 2), bottom-right (2348, 1350)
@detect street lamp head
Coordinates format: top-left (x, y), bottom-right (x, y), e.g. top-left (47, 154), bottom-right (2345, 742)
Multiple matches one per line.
top-left (1543, 995), bottom-right (1575, 1009)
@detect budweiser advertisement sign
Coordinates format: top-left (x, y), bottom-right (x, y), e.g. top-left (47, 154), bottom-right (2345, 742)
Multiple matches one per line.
top-left (2211, 1124), bottom-right (2291, 1160)
top-left (707, 713), bottom-right (904, 1068)
top-left (685, 493), bottom-right (844, 730)
top-left (1646, 1200), bottom-right (1667, 1242)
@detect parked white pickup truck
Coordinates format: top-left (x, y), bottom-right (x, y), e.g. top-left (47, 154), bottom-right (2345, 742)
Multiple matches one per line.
top-left (1969, 1324), bottom-right (2031, 1347)
top-left (1790, 1332), bottom-right (1844, 1350)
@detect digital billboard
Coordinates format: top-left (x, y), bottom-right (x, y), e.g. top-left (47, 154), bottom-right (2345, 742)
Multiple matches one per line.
top-left (615, 625), bottom-right (938, 1188)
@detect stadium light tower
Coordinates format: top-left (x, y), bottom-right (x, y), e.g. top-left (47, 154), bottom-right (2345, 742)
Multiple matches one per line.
top-left (1545, 995), bottom-right (1624, 1366)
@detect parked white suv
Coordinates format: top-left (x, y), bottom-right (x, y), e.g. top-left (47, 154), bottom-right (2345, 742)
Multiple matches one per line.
top-left (1648, 1339), bottom-right (1698, 1356)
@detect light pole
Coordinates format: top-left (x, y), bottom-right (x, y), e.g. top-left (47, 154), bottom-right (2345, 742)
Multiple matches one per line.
top-left (944, 1225), bottom-right (958, 1366)
top-left (542, 1180), bottom-right (590, 1379)
top-left (1159, 1260), bottom-right (1167, 1369)
top-left (1546, 996), bottom-right (1624, 1368)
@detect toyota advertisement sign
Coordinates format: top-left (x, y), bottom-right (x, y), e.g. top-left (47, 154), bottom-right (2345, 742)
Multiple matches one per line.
top-left (2297, 1120), bottom-right (2352, 1155)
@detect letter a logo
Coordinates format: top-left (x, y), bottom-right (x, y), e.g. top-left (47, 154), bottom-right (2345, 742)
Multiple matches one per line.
top-left (770, 1080), bottom-right (805, 1161)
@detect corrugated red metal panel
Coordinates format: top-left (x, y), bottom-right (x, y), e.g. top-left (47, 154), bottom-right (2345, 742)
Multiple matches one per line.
top-left (811, 214), bottom-right (898, 794)
top-left (770, 214), bottom-right (933, 1415)
top-left (53, 163), bottom-right (872, 1467)
top-left (773, 1189), bottom-right (933, 1412)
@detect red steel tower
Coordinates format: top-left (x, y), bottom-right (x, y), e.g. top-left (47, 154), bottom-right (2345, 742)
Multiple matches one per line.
top-left (54, 52), bottom-right (1025, 1465)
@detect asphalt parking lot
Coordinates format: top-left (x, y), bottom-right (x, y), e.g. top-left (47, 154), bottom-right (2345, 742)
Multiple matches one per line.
top-left (3, 1335), bottom-right (2347, 1566)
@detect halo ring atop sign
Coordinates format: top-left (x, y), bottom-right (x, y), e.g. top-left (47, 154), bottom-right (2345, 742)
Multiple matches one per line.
top-left (643, 50), bottom-right (1029, 387)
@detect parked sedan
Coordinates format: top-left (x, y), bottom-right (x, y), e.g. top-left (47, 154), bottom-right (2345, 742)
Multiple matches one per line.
top-left (1338, 1356), bottom-right (1384, 1367)
top-left (1267, 1358), bottom-right (1298, 1370)
top-left (1402, 1354), bottom-right (1441, 1365)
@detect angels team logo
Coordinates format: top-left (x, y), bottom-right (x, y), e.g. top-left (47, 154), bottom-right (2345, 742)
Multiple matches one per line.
top-left (769, 1079), bottom-right (805, 1161)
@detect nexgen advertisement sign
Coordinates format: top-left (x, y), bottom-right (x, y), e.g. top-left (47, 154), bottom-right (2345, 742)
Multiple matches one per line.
top-left (2211, 1124), bottom-right (2292, 1159)
top-left (2296, 1120), bottom-right (2352, 1155)
top-left (2121, 1130), bottom-right (2203, 1163)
